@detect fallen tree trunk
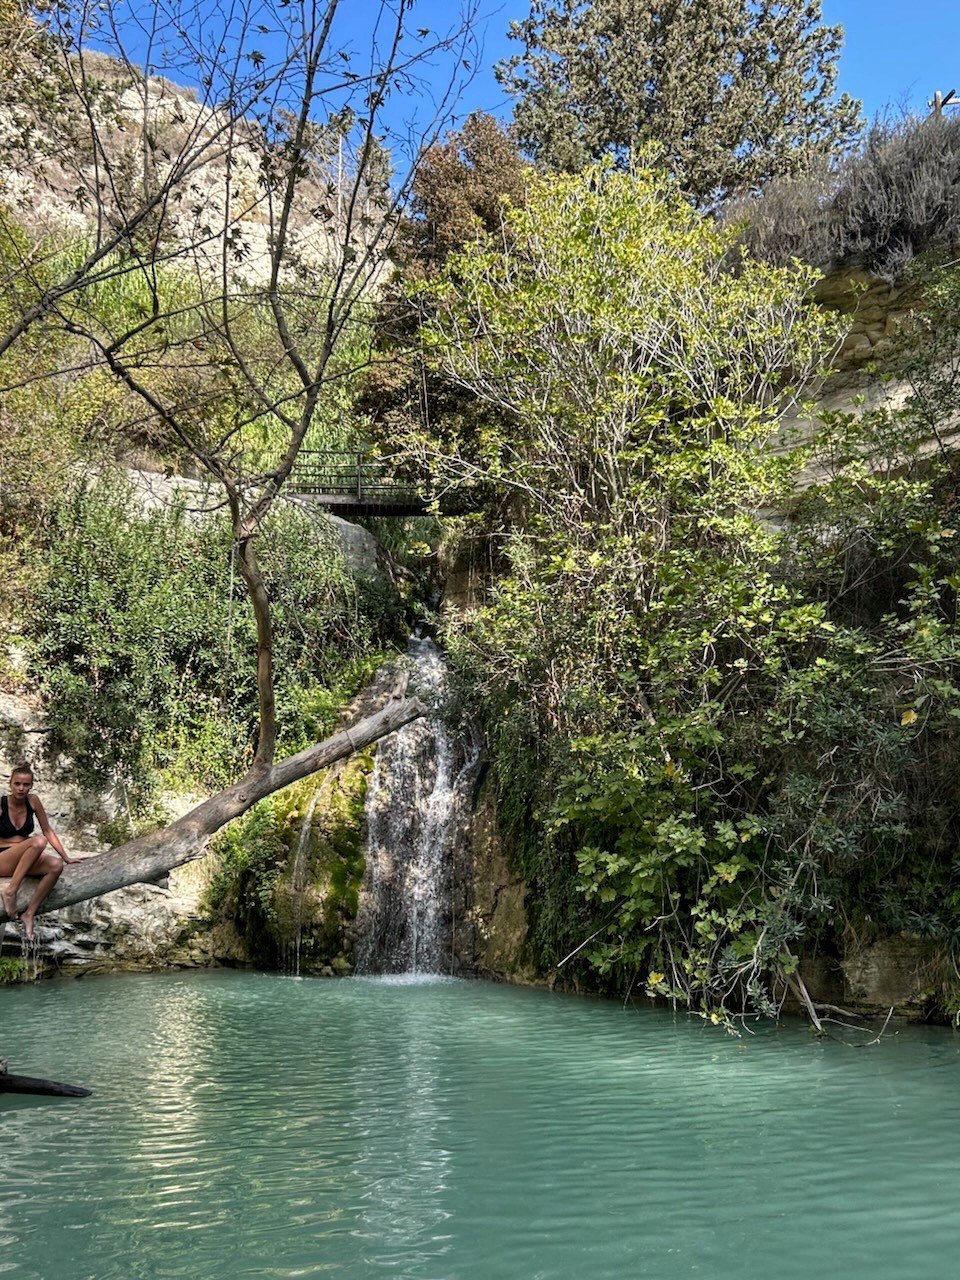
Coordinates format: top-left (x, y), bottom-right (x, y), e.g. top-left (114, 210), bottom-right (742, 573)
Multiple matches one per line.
top-left (0, 695), bottom-right (425, 920)
top-left (0, 1063), bottom-right (91, 1097)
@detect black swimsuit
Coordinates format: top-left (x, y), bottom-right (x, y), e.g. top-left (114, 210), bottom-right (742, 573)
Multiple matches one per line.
top-left (0, 795), bottom-right (34, 842)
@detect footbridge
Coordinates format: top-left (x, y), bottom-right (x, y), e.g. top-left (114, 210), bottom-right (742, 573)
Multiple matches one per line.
top-left (288, 450), bottom-right (477, 517)
top-left (288, 450), bottom-right (427, 517)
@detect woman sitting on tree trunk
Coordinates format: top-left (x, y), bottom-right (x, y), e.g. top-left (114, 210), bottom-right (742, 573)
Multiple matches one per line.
top-left (0, 763), bottom-right (77, 940)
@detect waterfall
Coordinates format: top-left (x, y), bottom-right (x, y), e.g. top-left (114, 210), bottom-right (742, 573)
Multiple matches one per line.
top-left (355, 638), bottom-right (479, 975)
top-left (283, 791), bottom-right (320, 978)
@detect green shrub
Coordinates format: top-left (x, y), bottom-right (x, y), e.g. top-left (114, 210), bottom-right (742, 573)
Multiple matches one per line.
top-left (206, 752), bottom-right (373, 969)
top-left (27, 472), bottom-right (402, 809)
top-left (0, 956), bottom-right (25, 984)
top-left (420, 165), bottom-right (960, 1021)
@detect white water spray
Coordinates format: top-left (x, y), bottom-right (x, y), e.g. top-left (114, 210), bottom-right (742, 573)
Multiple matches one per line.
top-left (284, 791), bottom-right (320, 977)
top-left (355, 639), bottom-right (479, 975)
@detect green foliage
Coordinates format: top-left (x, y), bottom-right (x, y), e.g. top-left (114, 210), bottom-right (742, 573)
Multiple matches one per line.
top-left (0, 213), bottom-right (88, 616)
top-left (0, 955), bottom-right (25, 984)
top-left (49, 238), bottom-right (371, 468)
top-left (412, 163), bottom-right (838, 516)
top-left (497, 0), bottom-right (862, 204)
top-left (207, 797), bottom-right (292, 951)
top-left (774, 273), bottom-right (960, 986)
top-left (0, 208), bottom-right (378, 474)
top-left (207, 753), bottom-right (373, 968)
top-left (406, 162), bottom-right (960, 1022)
top-left (26, 473), bottom-right (400, 808)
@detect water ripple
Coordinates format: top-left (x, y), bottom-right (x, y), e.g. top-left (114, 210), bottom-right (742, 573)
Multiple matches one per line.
top-left (3, 971), bottom-right (960, 1278)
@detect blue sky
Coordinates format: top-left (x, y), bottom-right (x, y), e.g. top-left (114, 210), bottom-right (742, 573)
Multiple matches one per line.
top-left (428, 0), bottom-right (960, 127)
top-left (822, 1), bottom-right (960, 119)
top-left (120, 1), bottom-right (960, 144)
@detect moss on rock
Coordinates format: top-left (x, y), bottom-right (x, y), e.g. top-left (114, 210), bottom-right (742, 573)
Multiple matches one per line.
top-left (205, 748), bottom-right (374, 972)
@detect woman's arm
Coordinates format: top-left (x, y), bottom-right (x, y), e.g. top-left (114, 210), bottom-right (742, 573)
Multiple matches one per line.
top-left (32, 797), bottom-right (77, 863)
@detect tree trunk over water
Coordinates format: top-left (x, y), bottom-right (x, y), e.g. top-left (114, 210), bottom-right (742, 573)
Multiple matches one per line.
top-left (0, 1063), bottom-right (91, 1097)
top-left (0, 697), bottom-right (424, 920)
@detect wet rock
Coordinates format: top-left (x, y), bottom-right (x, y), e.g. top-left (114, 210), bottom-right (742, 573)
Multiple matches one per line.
top-left (463, 771), bottom-right (535, 983)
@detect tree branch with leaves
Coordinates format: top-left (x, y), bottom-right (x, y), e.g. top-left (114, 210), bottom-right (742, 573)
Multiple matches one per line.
top-left (0, 0), bottom-right (480, 916)
top-left (497, 0), bottom-right (862, 206)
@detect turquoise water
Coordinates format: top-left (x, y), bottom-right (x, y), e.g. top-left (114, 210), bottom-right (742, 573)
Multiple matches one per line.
top-left (3, 971), bottom-right (960, 1279)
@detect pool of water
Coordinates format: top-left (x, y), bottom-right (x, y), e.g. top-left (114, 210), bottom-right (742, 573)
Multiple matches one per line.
top-left (2, 970), bottom-right (960, 1279)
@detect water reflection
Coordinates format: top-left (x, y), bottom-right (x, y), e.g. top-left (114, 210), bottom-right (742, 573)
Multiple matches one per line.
top-left (3, 972), bottom-right (960, 1279)
top-left (349, 977), bottom-right (455, 1272)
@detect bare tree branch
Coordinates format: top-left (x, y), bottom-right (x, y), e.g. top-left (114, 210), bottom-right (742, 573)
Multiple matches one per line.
top-left (0, 0), bottom-right (478, 914)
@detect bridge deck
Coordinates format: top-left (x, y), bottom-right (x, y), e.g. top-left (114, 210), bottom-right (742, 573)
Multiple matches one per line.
top-left (288, 450), bottom-right (428, 516)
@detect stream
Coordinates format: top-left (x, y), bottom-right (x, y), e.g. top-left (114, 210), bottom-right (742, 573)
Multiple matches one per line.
top-left (355, 637), bottom-right (479, 976)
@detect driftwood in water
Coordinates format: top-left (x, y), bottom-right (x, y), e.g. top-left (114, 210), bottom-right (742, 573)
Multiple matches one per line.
top-left (0, 1062), bottom-right (91, 1097)
top-left (0, 695), bottom-right (425, 921)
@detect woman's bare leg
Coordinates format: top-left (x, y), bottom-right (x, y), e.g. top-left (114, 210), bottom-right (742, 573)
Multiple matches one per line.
top-left (2, 837), bottom-right (48, 919)
top-left (18, 853), bottom-right (63, 941)
top-left (0, 846), bottom-right (20, 916)
top-left (0, 884), bottom-right (16, 918)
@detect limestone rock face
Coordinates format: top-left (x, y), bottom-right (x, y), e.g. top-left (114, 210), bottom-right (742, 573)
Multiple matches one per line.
top-left (38, 871), bottom-right (242, 970)
top-left (798, 933), bottom-right (936, 1018)
top-left (839, 935), bottom-right (930, 1012)
top-left (318, 512), bottom-right (383, 579)
top-left (0, 689), bottom-right (112, 850)
top-left (814, 268), bottom-right (915, 372)
top-left (0, 61), bottom-right (375, 289)
top-left (461, 773), bottom-right (534, 983)
top-left (440, 530), bottom-right (488, 619)
top-left (776, 264), bottom-right (960, 488)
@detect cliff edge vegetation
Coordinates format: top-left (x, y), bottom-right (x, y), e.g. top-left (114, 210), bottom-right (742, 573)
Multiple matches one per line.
top-left (369, 148), bottom-right (960, 1025)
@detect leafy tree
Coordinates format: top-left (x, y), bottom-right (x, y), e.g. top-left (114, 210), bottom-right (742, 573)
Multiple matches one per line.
top-left (497, 0), bottom-right (862, 204)
top-left (360, 113), bottom-right (528, 528)
top-left (399, 163), bottom-right (841, 1016)
top-left (404, 181), bottom-right (960, 1022)
top-left (406, 112), bottom-right (528, 268)
top-left (0, 0), bottom-right (481, 921)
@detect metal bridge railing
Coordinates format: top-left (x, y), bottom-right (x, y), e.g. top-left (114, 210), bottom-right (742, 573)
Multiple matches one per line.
top-left (290, 450), bottom-right (424, 506)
